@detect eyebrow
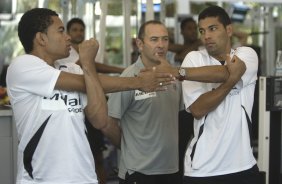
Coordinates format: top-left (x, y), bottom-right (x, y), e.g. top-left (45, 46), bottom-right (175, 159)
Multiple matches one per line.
top-left (150, 35), bottom-right (169, 39)
top-left (199, 24), bottom-right (218, 30)
top-left (208, 24), bottom-right (218, 28)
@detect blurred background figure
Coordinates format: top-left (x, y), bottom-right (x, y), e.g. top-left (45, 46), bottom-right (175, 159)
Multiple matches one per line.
top-left (169, 17), bottom-right (203, 65)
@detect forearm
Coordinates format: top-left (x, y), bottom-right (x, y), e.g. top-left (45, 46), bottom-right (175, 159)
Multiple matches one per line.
top-left (83, 62), bottom-right (108, 129)
top-left (99, 71), bottom-right (174, 93)
top-left (55, 72), bottom-right (86, 92)
top-left (188, 66), bottom-right (229, 82)
top-left (55, 71), bottom-right (140, 94)
top-left (98, 75), bottom-right (142, 93)
top-left (84, 66), bottom-right (121, 148)
top-left (101, 117), bottom-right (121, 148)
top-left (95, 62), bottom-right (124, 74)
top-left (189, 54), bottom-right (247, 119)
top-left (189, 78), bottom-right (236, 119)
top-left (168, 65), bottom-right (229, 83)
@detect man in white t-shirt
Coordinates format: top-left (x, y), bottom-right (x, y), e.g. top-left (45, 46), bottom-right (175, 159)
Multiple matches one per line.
top-left (152, 5), bottom-right (259, 184)
top-left (6, 8), bottom-right (174, 184)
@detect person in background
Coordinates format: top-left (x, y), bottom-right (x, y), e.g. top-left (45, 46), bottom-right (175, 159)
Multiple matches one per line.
top-left (6, 8), bottom-right (174, 184)
top-left (107, 20), bottom-right (183, 184)
top-left (58, 17), bottom-right (124, 74)
top-left (169, 17), bottom-right (203, 64)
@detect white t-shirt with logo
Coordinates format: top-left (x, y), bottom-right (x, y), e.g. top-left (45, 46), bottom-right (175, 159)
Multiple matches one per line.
top-left (182, 47), bottom-right (258, 177)
top-left (6, 54), bottom-right (97, 184)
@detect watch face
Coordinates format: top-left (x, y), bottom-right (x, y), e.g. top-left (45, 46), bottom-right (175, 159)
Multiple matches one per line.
top-left (180, 68), bottom-right (185, 76)
top-left (178, 68), bottom-right (186, 81)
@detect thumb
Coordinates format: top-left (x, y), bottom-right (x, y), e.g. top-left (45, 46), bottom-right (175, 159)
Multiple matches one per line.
top-left (225, 54), bottom-right (231, 64)
top-left (155, 53), bottom-right (169, 66)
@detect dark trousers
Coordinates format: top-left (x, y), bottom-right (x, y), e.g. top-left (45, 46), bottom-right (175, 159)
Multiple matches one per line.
top-left (119, 171), bottom-right (181, 184)
top-left (183, 165), bottom-right (260, 184)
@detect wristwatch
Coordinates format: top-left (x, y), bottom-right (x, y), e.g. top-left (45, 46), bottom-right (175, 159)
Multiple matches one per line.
top-left (178, 67), bottom-right (186, 81)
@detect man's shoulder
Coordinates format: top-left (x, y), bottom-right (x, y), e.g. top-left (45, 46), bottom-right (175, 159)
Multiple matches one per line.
top-left (121, 60), bottom-right (142, 77)
top-left (235, 46), bottom-right (258, 61)
top-left (236, 46), bottom-right (257, 55)
top-left (183, 49), bottom-right (209, 66)
top-left (187, 49), bottom-right (208, 57)
top-left (8, 54), bottom-right (42, 72)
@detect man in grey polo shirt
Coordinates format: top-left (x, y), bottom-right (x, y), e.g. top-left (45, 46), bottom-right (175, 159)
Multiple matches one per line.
top-left (107, 20), bottom-right (183, 184)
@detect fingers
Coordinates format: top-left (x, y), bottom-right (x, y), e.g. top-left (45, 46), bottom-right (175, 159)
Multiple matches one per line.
top-left (140, 66), bottom-right (156, 73)
top-left (154, 53), bottom-right (170, 66)
top-left (155, 72), bottom-right (175, 81)
top-left (155, 86), bottom-right (168, 92)
top-left (155, 74), bottom-right (175, 89)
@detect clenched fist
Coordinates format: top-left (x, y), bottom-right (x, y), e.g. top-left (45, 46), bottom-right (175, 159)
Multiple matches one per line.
top-left (79, 38), bottom-right (99, 65)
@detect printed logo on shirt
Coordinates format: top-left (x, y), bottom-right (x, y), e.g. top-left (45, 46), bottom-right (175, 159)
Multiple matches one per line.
top-left (229, 87), bottom-right (240, 96)
top-left (42, 92), bottom-right (83, 114)
top-left (134, 90), bottom-right (156, 100)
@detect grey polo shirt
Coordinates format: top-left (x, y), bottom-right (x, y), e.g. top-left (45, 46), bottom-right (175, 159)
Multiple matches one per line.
top-left (107, 57), bottom-right (183, 178)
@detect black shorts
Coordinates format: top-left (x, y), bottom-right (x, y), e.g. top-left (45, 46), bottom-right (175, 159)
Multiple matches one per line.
top-left (183, 165), bottom-right (260, 184)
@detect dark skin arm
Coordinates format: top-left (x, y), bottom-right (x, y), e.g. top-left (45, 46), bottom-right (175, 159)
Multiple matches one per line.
top-left (55, 66), bottom-right (174, 93)
top-left (189, 55), bottom-right (246, 119)
top-left (146, 54), bottom-right (245, 119)
top-left (100, 117), bottom-right (121, 148)
top-left (95, 62), bottom-right (124, 74)
top-left (152, 54), bottom-right (229, 83)
top-left (79, 39), bottom-right (121, 147)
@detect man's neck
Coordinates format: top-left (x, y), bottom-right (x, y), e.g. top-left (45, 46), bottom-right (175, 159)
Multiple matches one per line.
top-left (72, 43), bottom-right (79, 53)
top-left (140, 55), bottom-right (160, 68)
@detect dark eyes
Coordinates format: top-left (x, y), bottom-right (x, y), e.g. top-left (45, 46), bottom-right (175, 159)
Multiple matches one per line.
top-left (199, 26), bottom-right (217, 35)
top-left (150, 37), bottom-right (169, 42)
top-left (210, 27), bottom-right (217, 31)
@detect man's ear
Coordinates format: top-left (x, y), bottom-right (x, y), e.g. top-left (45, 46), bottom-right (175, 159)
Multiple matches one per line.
top-left (226, 24), bottom-right (233, 37)
top-left (35, 32), bottom-right (47, 46)
top-left (136, 38), bottom-right (143, 52)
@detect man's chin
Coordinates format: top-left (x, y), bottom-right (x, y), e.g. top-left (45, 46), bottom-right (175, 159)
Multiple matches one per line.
top-left (58, 52), bottom-right (70, 60)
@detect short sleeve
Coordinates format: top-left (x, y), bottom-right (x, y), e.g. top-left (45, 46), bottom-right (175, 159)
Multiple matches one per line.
top-left (6, 55), bottom-right (60, 102)
top-left (234, 46), bottom-right (258, 89)
top-left (107, 66), bottom-right (136, 119)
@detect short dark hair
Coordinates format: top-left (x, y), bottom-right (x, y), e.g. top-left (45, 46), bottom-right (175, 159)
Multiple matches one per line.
top-left (18, 8), bottom-right (58, 53)
top-left (138, 20), bottom-right (164, 41)
top-left (66, 18), bottom-right (85, 32)
top-left (198, 5), bottom-right (231, 27)
top-left (180, 17), bottom-right (196, 30)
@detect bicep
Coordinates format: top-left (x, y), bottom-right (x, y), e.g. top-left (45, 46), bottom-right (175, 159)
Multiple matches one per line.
top-left (235, 47), bottom-right (258, 88)
top-left (55, 71), bottom-right (86, 92)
